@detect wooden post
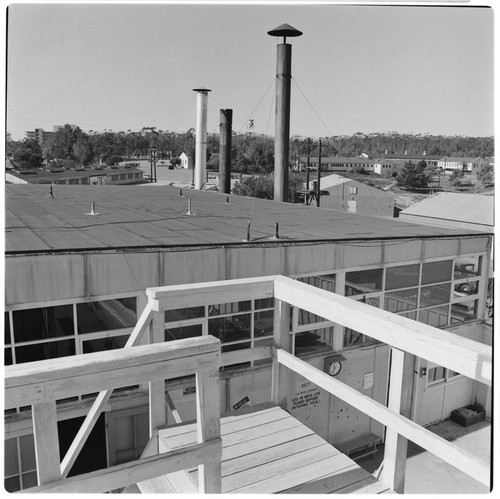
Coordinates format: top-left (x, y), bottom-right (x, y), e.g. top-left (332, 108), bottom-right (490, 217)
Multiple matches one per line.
top-left (33, 401), bottom-right (61, 485)
top-left (196, 369), bottom-right (222, 493)
top-left (381, 348), bottom-right (414, 493)
top-left (149, 308), bottom-right (166, 438)
top-left (271, 298), bottom-right (291, 409)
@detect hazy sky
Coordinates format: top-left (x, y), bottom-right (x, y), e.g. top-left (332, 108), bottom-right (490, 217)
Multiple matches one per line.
top-left (6, 2), bottom-right (495, 140)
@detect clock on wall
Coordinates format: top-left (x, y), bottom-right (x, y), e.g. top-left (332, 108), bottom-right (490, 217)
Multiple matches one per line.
top-left (324, 354), bottom-right (346, 377)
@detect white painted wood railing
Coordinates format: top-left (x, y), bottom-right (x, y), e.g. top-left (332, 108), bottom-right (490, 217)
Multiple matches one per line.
top-left (272, 276), bottom-right (491, 493)
top-left (4, 337), bottom-right (222, 494)
top-left (5, 275), bottom-right (491, 494)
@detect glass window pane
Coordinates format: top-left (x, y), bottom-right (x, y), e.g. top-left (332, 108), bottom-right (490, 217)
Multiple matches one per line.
top-left (13, 305), bottom-right (74, 343)
top-left (420, 283), bottom-right (451, 308)
top-left (418, 306), bottom-right (449, 327)
top-left (4, 476), bottom-right (20, 493)
top-left (15, 339), bottom-right (76, 364)
top-left (422, 260), bottom-right (452, 285)
top-left (77, 298), bottom-right (136, 334)
top-left (450, 300), bottom-right (478, 324)
top-left (254, 310), bottom-right (273, 338)
top-left (295, 330), bottom-right (330, 355)
top-left (4, 438), bottom-right (19, 475)
top-left (208, 314), bottom-right (251, 343)
top-left (384, 288), bottom-right (418, 312)
top-left (385, 264), bottom-right (420, 290)
top-left (358, 296), bottom-right (380, 307)
top-left (208, 301), bottom-right (251, 316)
top-left (165, 306), bottom-right (204, 322)
top-left (19, 435), bottom-right (36, 472)
top-left (5, 312), bottom-right (11, 344)
top-left (454, 281), bottom-right (479, 298)
top-left (343, 328), bottom-right (375, 348)
top-left (255, 298), bottom-right (274, 310)
top-left (5, 348), bottom-right (13, 366)
top-left (21, 471), bottom-right (38, 489)
top-left (254, 337), bottom-right (273, 366)
top-left (298, 309), bottom-right (328, 326)
top-left (82, 334), bottom-right (129, 353)
top-left (345, 269), bottom-right (383, 296)
top-left (165, 324), bottom-right (202, 341)
top-left (454, 256), bottom-right (482, 279)
top-left (428, 366), bottom-right (445, 384)
top-left (299, 274), bottom-right (336, 292)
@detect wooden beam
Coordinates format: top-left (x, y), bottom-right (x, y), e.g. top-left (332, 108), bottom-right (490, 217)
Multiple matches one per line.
top-left (196, 369), bottom-right (222, 493)
top-left (382, 348), bottom-right (411, 493)
top-left (221, 345), bottom-right (272, 367)
top-left (166, 391), bottom-right (183, 424)
top-left (276, 348), bottom-right (490, 487)
top-left (149, 310), bottom-right (167, 436)
top-left (60, 302), bottom-right (155, 478)
top-left (26, 439), bottom-right (222, 494)
top-left (271, 298), bottom-right (291, 409)
top-left (146, 275), bottom-right (277, 311)
top-left (32, 401), bottom-right (61, 485)
top-left (5, 337), bottom-right (220, 408)
top-left (274, 276), bottom-right (491, 385)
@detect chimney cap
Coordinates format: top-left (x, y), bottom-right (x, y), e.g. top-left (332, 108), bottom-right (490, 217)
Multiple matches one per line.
top-left (267, 23), bottom-right (303, 38)
top-left (193, 86), bottom-right (212, 93)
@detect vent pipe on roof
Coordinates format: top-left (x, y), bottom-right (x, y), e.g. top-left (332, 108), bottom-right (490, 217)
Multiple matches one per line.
top-left (219, 109), bottom-right (233, 194)
top-left (193, 87), bottom-right (211, 190)
top-left (268, 24), bottom-right (302, 202)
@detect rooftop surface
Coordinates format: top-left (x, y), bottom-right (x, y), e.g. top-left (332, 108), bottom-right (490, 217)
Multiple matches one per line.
top-left (400, 192), bottom-right (494, 228)
top-left (5, 185), bottom-right (488, 254)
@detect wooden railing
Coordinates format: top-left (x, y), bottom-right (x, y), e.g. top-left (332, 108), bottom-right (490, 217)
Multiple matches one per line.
top-left (5, 275), bottom-right (491, 493)
top-left (4, 337), bottom-right (222, 493)
top-left (271, 276), bottom-right (491, 492)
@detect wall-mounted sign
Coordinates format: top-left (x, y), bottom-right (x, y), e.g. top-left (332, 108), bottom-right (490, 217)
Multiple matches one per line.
top-left (233, 396), bottom-right (251, 410)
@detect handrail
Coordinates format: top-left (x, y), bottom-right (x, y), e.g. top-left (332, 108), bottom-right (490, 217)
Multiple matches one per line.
top-left (275, 348), bottom-right (490, 487)
top-left (5, 336), bottom-right (222, 493)
top-left (274, 276), bottom-right (491, 385)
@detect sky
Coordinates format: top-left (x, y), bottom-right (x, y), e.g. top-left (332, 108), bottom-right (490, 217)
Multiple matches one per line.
top-left (5, 1), bottom-right (495, 141)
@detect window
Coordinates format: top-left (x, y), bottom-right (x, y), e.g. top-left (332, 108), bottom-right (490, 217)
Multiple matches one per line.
top-left (450, 300), bottom-right (478, 324)
top-left (385, 264), bottom-right (419, 290)
top-left (384, 288), bottom-right (418, 312)
top-left (454, 256), bottom-right (482, 279)
top-left (349, 186), bottom-right (358, 195)
top-left (4, 435), bottom-right (37, 492)
top-left (427, 363), bottom-right (462, 387)
top-left (422, 260), bottom-right (453, 285)
top-left (345, 269), bottom-right (383, 296)
top-left (344, 294), bottom-right (381, 348)
top-left (77, 298), bottom-right (136, 334)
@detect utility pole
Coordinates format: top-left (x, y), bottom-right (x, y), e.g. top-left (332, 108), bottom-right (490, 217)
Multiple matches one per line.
top-left (305, 137), bottom-right (311, 190)
top-left (316, 138), bottom-right (322, 207)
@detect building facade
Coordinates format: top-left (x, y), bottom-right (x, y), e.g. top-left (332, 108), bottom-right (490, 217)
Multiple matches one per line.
top-left (4, 185), bottom-right (491, 491)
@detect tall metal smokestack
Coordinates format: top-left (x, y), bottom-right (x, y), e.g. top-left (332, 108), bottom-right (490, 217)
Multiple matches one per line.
top-left (193, 87), bottom-right (211, 190)
top-left (268, 23), bottom-right (302, 202)
top-left (219, 109), bottom-right (233, 194)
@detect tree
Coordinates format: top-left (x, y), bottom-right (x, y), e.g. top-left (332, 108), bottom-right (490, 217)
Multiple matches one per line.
top-left (12, 139), bottom-right (43, 169)
top-left (477, 164), bottom-right (494, 186)
top-left (396, 161), bottom-right (430, 190)
top-left (73, 130), bottom-right (93, 165)
top-left (232, 173), bottom-right (303, 202)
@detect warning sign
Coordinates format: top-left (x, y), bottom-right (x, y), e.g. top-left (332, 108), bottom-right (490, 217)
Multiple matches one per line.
top-left (233, 396), bottom-right (251, 410)
top-left (290, 386), bottom-right (321, 411)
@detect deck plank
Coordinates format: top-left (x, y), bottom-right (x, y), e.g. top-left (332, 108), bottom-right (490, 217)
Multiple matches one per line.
top-left (157, 402), bottom-right (393, 494)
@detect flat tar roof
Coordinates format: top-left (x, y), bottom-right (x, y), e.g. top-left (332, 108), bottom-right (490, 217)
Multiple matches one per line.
top-left (5, 185), bottom-right (488, 254)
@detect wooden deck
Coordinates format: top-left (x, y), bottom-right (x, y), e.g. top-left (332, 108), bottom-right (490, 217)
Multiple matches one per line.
top-left (150, 402), bottom-right (393, 494)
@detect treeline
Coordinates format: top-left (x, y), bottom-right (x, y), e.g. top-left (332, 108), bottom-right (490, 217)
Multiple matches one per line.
top-left (6, 126), bottom-right (494, 172)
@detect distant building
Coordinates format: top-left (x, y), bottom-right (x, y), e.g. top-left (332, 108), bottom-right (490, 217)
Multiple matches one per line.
top-left (5, 165), bottom-right (144, 186)
top-left (436, 157), bottom-right (490, 173)
top-left (179, 152), bottom-right (189, 169)
top-left (306, 173), bottom-right (394, 217)
top-left (399, 192), bottom-right (494, 234)
top-left (24, 125), bottom-right (77, 146)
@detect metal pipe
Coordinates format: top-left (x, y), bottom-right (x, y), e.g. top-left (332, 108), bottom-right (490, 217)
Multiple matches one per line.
top-left (193, 87), bottom-right (211, 190)
top-left (273, 43), bottom-right (292, 202)
top-left (317, 139), bottom-right (322, 207)
top-left (219, 109), bottom-right (233, 194)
